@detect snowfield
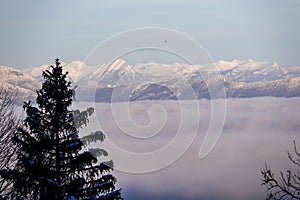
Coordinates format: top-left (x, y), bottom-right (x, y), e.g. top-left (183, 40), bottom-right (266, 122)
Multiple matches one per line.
top-left (66, 97), bottom-right (300, 200)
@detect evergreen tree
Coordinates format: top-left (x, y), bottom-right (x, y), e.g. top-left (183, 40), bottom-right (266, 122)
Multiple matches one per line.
top-left (0, 59), bottom-right (122, 200)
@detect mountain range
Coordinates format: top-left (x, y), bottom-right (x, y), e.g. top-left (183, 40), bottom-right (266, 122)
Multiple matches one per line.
top-left (1, 59), bottom-right (300, 104)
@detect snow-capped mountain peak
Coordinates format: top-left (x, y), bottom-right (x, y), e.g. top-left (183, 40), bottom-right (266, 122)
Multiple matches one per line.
top-left (2, 59), bottom-right (300, 103)
top-left (214, 59), bottom-right (244, 71)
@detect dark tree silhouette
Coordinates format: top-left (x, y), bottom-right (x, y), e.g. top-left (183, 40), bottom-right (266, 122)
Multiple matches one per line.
top-left (0, 59), bottom-right (122, 199)
top-left (261, 141), bottom-right (300, 200)
top-left (0, 89), bottom-right (20, 198)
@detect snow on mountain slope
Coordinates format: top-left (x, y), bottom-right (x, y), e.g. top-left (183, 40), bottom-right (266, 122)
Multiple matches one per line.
top-left (24, 58), bottom-right (298, 85)
top-left (24, 61), bottom-right (98, 82)
top-left (0, 65), bottom-right (41, 104)
top-left (87, 59), bottom-right (300, 101)
top-left (214, 59), bottom-right (244, 71)
top-left (1, 59), bottom-right (300, 103)
top-left (219, 59), bottom-right (297, 83)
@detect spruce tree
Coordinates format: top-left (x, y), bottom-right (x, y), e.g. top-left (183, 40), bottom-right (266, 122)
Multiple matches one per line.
top-left (0, 59), bottom-right (122, 200)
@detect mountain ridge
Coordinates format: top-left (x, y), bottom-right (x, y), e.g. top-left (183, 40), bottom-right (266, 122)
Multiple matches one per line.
top-left (1, 59), bottom-right (300, 104)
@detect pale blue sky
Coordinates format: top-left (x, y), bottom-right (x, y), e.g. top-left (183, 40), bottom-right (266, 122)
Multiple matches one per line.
top-left (0, 0), bottom-right (299, 69)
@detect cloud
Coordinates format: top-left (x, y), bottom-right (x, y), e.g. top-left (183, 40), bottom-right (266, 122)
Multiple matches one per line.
top-left (75, 97), bottom-right (300, 199)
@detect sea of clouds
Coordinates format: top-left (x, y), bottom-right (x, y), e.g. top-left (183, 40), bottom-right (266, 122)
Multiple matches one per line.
top-left (21, 97), bottom-right (300, 199)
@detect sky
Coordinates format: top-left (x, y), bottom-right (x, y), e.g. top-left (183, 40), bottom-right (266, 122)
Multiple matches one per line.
top-left (0, 0), bottom-right (300, 69)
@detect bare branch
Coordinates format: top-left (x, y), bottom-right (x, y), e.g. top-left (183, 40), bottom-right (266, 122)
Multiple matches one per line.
top-left (261, 141), bottom-right (300, 200)
top-left (0, 87), bottom-right (20, 197)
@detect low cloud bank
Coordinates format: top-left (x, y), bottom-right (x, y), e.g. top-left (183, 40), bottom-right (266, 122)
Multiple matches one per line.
top-left (75, 97), bottom-right (300, 199)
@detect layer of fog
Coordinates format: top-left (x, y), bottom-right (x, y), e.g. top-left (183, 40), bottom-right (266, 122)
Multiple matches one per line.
top-left (32, 97), bottom-right (300, 199)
